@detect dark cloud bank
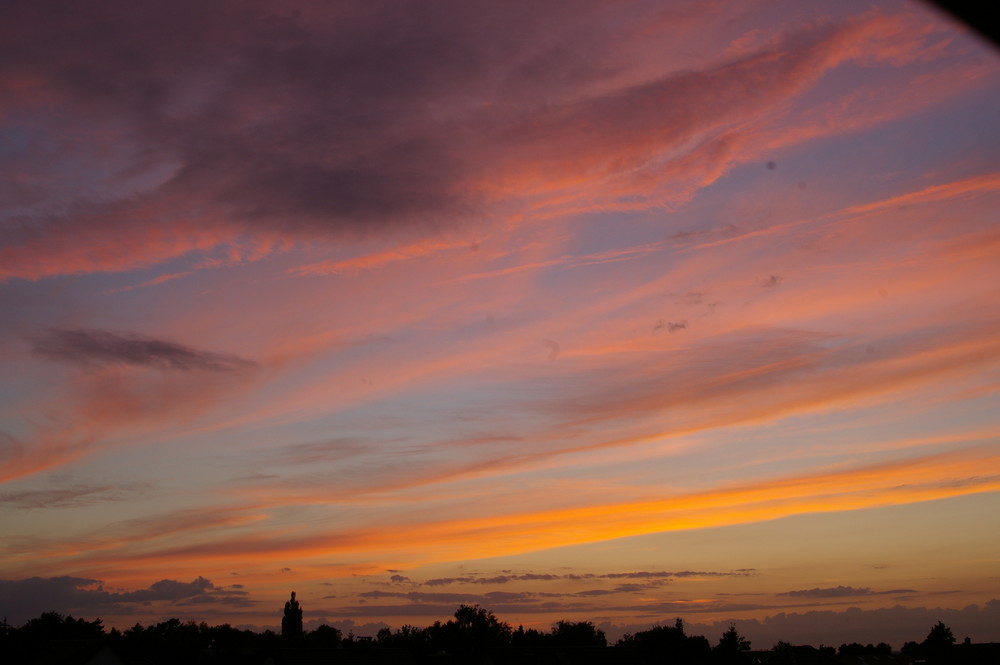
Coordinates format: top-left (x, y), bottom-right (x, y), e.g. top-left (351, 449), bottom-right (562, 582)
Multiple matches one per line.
top-left (4, 576), bottom-right (1000, 646)
top-left (0, 576), bottom-right (254, 625)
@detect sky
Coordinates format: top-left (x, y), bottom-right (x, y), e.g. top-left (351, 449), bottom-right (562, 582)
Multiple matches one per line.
top-left (1, 0), bottom-right (999, 649)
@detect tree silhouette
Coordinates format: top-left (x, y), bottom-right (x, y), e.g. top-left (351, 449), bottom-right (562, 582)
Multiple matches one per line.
top-left (715, 624), bottom-right (751, 652)
top-left (281, 591), bottom-right (303, 639)
top-left (550, 620), bottom-right (607, 647)
top-left (919, 620), bottom-right (955, 660)
top-left (431, 604), bottom-right (511, 655)
top-left (923, 621), bottom-right (955, 649)
top-left (616, 618), bottom-right (711, 664)
top-left (712, 624), bottom-right (752, 663)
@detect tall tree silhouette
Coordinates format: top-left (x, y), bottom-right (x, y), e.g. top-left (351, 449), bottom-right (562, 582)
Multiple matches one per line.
top-left (715, 624), bottom-right (751, 652)
top-left (922, 620), bottom-right (955, 660)
top-left (281, 591), bottom-right (303, 639)
top-left (713, 624), bottom-right (751, 664)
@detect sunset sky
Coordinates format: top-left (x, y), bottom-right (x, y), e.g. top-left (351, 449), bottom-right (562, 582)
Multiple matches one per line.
top-left (2, 0), bottom-right (999, 648)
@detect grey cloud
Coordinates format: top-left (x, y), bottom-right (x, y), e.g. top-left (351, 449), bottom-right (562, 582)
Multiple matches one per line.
top-left (118, 576), bottom-right (214, 602)
top-left (603, 570), bottom-right (752, 580)
top-left (0, 575), bottom-right (254, 626)
top-left (676, 600), bottom-right (1000, 653)
top-left (418, 569), bottom-right (752, 587)
top-left (424, 577), bottom-right (476, 587)
top-left (653, 320), bottom-right (687, 334)
top-left (360, 591), bottom-right (484, 605)
top-left (484, 591), bottom-right (535, 603)
top-left (1, 0), bottom-right (623, 244)
top-left (390, 575), bottom-right (411, 584)
top-left (779, 585), bottom-right (917, 598)
top-left (336, 603), bottom-right (475, 618)
top-left (514, 573), bottom-right (560, 581)
top-left (603, 571), bottom-right (676, 579)
top-left (476, 576), bottom-right (513, 585)
top-left (422, 573), bottom-right (563, 586)
top-left (32, 328), bottom-right (255, 372)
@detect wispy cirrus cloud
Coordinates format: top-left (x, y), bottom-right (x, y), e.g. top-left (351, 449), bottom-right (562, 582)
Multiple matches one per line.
top-left (0, 483), bottom-right (147, 509)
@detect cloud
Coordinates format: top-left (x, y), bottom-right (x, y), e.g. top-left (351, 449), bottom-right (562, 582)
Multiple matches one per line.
top-left (410, 569), bottom-right (753, 588)
top-left (0, 1), bottom-right (963, 280)
top-left (4, 336), bottom-right (263, 483)
top-left (424, 577), bottom-right (485, 587)
top-left (31, 328), bottom-right (255, 372)
top-left (653, 320), bottom-right (687, 334)
top-left (674, 600), bottom-right (1000, 650)
top-left (359, 590), bottom-right (503, 605)
top-left (0, 483), bottom-right (146, 509)
top-left (779, 585), bottom-right (917, 598)
top-left (0, 575), bottom-right (254, 626)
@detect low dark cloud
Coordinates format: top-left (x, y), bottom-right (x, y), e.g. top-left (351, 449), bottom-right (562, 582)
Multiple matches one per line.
top-left (419, 569), bottom-right (753, 587)
top-left (0, 575), bottom-right (254, 626)
top-left (605, 570), bottom-right (754, 580)
top-left (613, 584), bottom-right (647, 593)
top-left (32, 328), bottom-right (255, 372)
top-left (360, 590), bottom-right (497, 605)
top-left (603, 571), bottom-right (676, 579)
top-left (779, 585), bottom-right (917, 598)
top-left (515, 573), bottom-right (560, 581)
top-left (424, 576), bottom-right (501, 587)
top-left (674, 600), bottom-right (1000, 651)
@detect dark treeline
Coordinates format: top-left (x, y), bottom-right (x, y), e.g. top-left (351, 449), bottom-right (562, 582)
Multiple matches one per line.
top-left (0, 602), bottom-right (994, 665)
